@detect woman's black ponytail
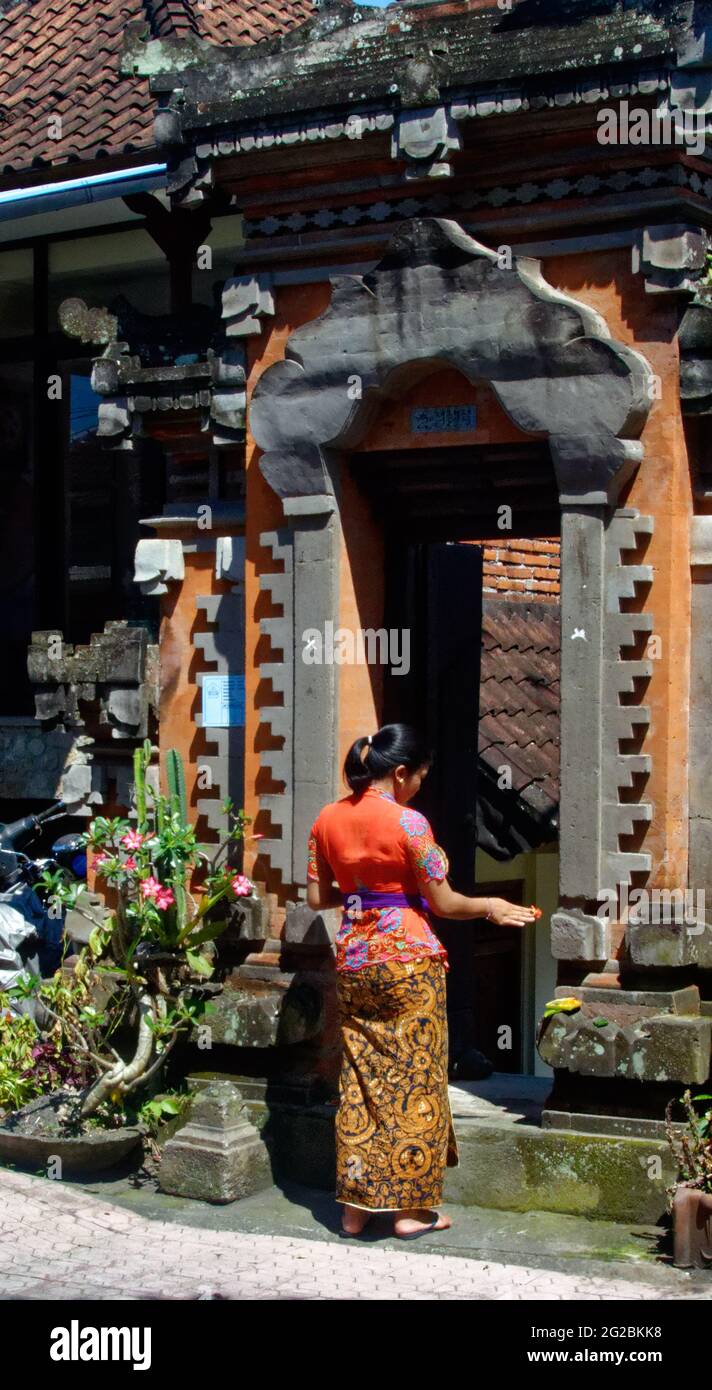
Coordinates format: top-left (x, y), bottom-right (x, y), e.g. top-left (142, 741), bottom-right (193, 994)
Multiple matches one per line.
top-left (343, 723), bottom-right (432, 794)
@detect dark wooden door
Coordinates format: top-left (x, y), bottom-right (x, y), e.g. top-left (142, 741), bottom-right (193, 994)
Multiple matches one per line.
top-left (383, 538), bottom-right (523, 1073)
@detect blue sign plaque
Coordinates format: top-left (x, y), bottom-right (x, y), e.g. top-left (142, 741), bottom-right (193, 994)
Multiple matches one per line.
top-left (411, 405), bottom-right (477, 434)
top-left (202, 674), bottom-right (245, 728)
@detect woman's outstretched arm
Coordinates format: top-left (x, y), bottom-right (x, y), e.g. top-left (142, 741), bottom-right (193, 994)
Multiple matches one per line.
top-left (422, 878), bottom-right (538, 928)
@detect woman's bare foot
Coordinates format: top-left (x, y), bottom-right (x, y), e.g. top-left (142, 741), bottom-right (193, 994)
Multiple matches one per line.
top-left (340, 1203), bottom-right (372, 1235)
top-left (393, 1208), bottom-right (452, 1238)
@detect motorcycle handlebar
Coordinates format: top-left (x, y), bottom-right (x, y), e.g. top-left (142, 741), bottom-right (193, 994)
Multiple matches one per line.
top-left (0, 802), bottom-right (67, 849)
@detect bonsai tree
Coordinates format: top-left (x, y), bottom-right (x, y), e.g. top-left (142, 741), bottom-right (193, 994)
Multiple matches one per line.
top-left (4, 742), bottom-right (255, 1125)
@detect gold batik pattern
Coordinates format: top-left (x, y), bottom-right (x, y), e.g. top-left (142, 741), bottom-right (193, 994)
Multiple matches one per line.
top-left (334, 953), bottom-right (460, 1212)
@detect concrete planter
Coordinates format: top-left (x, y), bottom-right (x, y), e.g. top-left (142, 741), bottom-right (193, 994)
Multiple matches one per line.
top-left (0, 1093), bottom-right (142, 1174)
top-left (672, 1183), bottom-right (712, 1268)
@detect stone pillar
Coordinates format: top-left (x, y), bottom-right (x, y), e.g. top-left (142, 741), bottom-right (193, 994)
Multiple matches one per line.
top-left (257, 494), bottom-right (341, 889)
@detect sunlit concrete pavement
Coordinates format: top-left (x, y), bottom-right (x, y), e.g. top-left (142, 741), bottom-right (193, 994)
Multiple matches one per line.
top-left (0, 1168), bottom-right (710, 1301)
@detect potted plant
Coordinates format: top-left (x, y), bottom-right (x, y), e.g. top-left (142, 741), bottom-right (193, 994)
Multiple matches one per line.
top-left (0, 742), bottom-right (256, 1173)
top-left (665, 1088), bottom-right (712, 1269)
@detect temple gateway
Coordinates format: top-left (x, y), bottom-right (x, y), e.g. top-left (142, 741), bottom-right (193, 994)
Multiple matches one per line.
top-left (3, 0), bottom-right (712, 1221)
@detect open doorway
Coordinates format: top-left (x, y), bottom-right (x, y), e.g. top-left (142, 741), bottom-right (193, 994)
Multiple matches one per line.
top-left (359, 438), bottom-right (561, 1079)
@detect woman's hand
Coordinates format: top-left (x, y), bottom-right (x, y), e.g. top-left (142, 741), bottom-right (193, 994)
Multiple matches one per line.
top-left (423, 879), bottom-right (541, 924)
top-left (485, 897), bottom-right (539, 928)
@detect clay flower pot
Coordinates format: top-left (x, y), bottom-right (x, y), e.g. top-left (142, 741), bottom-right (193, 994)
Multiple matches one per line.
top-left (672, 1182), bottom-right (712, 1268)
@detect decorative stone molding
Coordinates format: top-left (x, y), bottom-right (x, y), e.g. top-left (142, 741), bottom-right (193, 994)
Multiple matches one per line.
top-left (133, 537), bottom-right (185, 594)
top-left (122, 5), bottom-right (679, 206)
top-left (27, 622), bottom-right (158, 816)
top-left (257, 530), bottom-right (295, 884)
top-left (691, 514), bottom-right (712, 565)
top-left (392, 106), bottom-right (461, 178)
top-left (222, 273), bottom-right (275, 337)
top-left (670, 0), bottom-right (712, 128)
top-left (215, 534), bottom-right (244, 583)
top-left (550, 909), bottom-right (611, 964)
top-left (632, 225), bottom-right (709, 296)
top-left (601, 510), bottom-right (654, 888)
top-left (250, 219), bottom-right (652, 503)
top-left (92, 346), bottom-right (246, 449)
top-left (28, 623), bottom-right (156, 738)
top-left (679, 300), bottom-right (712, 417)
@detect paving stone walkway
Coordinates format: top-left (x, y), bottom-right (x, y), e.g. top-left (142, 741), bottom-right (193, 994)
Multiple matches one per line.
top-left (1, 1168), bottom-right (711, 1300)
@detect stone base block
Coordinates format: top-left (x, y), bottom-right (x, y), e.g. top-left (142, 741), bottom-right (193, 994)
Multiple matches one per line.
top-left (627, 918), bottom-right (712, 969)
top-left (538, 1005), bottom-right (711, 1084)
top-left (158, 1080), bottom-right (272, 1204)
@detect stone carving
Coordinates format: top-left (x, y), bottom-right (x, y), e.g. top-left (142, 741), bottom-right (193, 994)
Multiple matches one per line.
top-left (632, 225), bottom-right (709, 296)
top-left (670, 0), bottom-right (712, 130)
top-left (250, 219), bottom-right (652, 502)
top-left (133, 537), bottom-right (185, 595)
top-left (158, 1080), bottom-right (272, 1203)
top-left (392, 106), bottom-right (461, 178)
top-left (222, 273), bottom-right (275, 337)
top-left (92, 346), bottom-right (246, 450)
top-left (28, 623), bottom-right (155, 737)
top-left (538, 986), bottom-right (711, 1085)
top-left (58, 297), bottom-right (119, 346)
top-left (214, 534), bottom-right (244, 584)
top-left (27, 622), bottom-right (158, 816)
top-left (679, 300), bottom-right (712, 417)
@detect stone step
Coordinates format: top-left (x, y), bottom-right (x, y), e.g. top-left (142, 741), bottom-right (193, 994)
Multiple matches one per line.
top-left (244, 1091), bottom-right (675, 1225)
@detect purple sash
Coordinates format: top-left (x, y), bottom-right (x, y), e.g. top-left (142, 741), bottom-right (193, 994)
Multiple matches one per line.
top-left (341, 889), bottom-right (431, 916)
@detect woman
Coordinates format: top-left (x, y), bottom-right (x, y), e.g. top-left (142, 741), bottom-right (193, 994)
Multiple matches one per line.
top-left (307, 723), bottom-right (538, 1240)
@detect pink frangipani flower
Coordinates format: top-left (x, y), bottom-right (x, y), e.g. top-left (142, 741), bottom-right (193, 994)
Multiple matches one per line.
top-left (123, 857), bottom-right (137, 871)
top-left (121, 830), bottom-right (145, 851)
top-left (155, 887), bottom-right (175, 911)
top-left (140, 876), bottom-right (162, 901)
top-left (231, 874), bottom-right (253, 897)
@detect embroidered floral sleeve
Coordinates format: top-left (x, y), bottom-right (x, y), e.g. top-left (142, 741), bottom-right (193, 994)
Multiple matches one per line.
top-left (399, 807), bottom-right (449, 887)
top-left (307, 821), bottom-right (331, 882)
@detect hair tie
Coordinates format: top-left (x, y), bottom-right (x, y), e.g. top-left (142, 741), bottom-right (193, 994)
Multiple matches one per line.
top-left (366, 735), bottom-right (373, 747)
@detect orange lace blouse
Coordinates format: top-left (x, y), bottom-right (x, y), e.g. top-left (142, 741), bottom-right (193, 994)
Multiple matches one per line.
top-left (307, 785), bottom-right (450, 974)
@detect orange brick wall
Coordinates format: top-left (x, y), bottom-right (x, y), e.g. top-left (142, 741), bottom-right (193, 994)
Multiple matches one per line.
top-left (471, 537), bottom-right (561, 602)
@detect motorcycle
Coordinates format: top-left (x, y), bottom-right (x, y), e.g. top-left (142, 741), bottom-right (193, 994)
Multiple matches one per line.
top-left (0, 803), bottom-right (85, 1020)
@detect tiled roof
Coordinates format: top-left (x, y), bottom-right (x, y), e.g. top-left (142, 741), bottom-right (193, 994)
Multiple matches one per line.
top-left (478, 597), bottom-right (560, 819)
top-left (0, 0), bottom-right (316, 178)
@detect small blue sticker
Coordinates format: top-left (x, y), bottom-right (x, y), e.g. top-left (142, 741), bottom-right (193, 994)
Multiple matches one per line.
top-left (202, 674), bottom-right (245, 728)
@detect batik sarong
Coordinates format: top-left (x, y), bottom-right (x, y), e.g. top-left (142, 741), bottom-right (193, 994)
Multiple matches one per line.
top-left (334, 952), bottom-right (460, 1212)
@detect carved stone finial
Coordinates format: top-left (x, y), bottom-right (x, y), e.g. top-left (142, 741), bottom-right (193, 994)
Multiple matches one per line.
top-left (58, 297), bottom-right (119, 346)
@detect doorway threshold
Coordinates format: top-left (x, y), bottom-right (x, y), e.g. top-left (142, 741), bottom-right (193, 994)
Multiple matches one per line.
top-left (448, 1072), bottom-right (550, 1126)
